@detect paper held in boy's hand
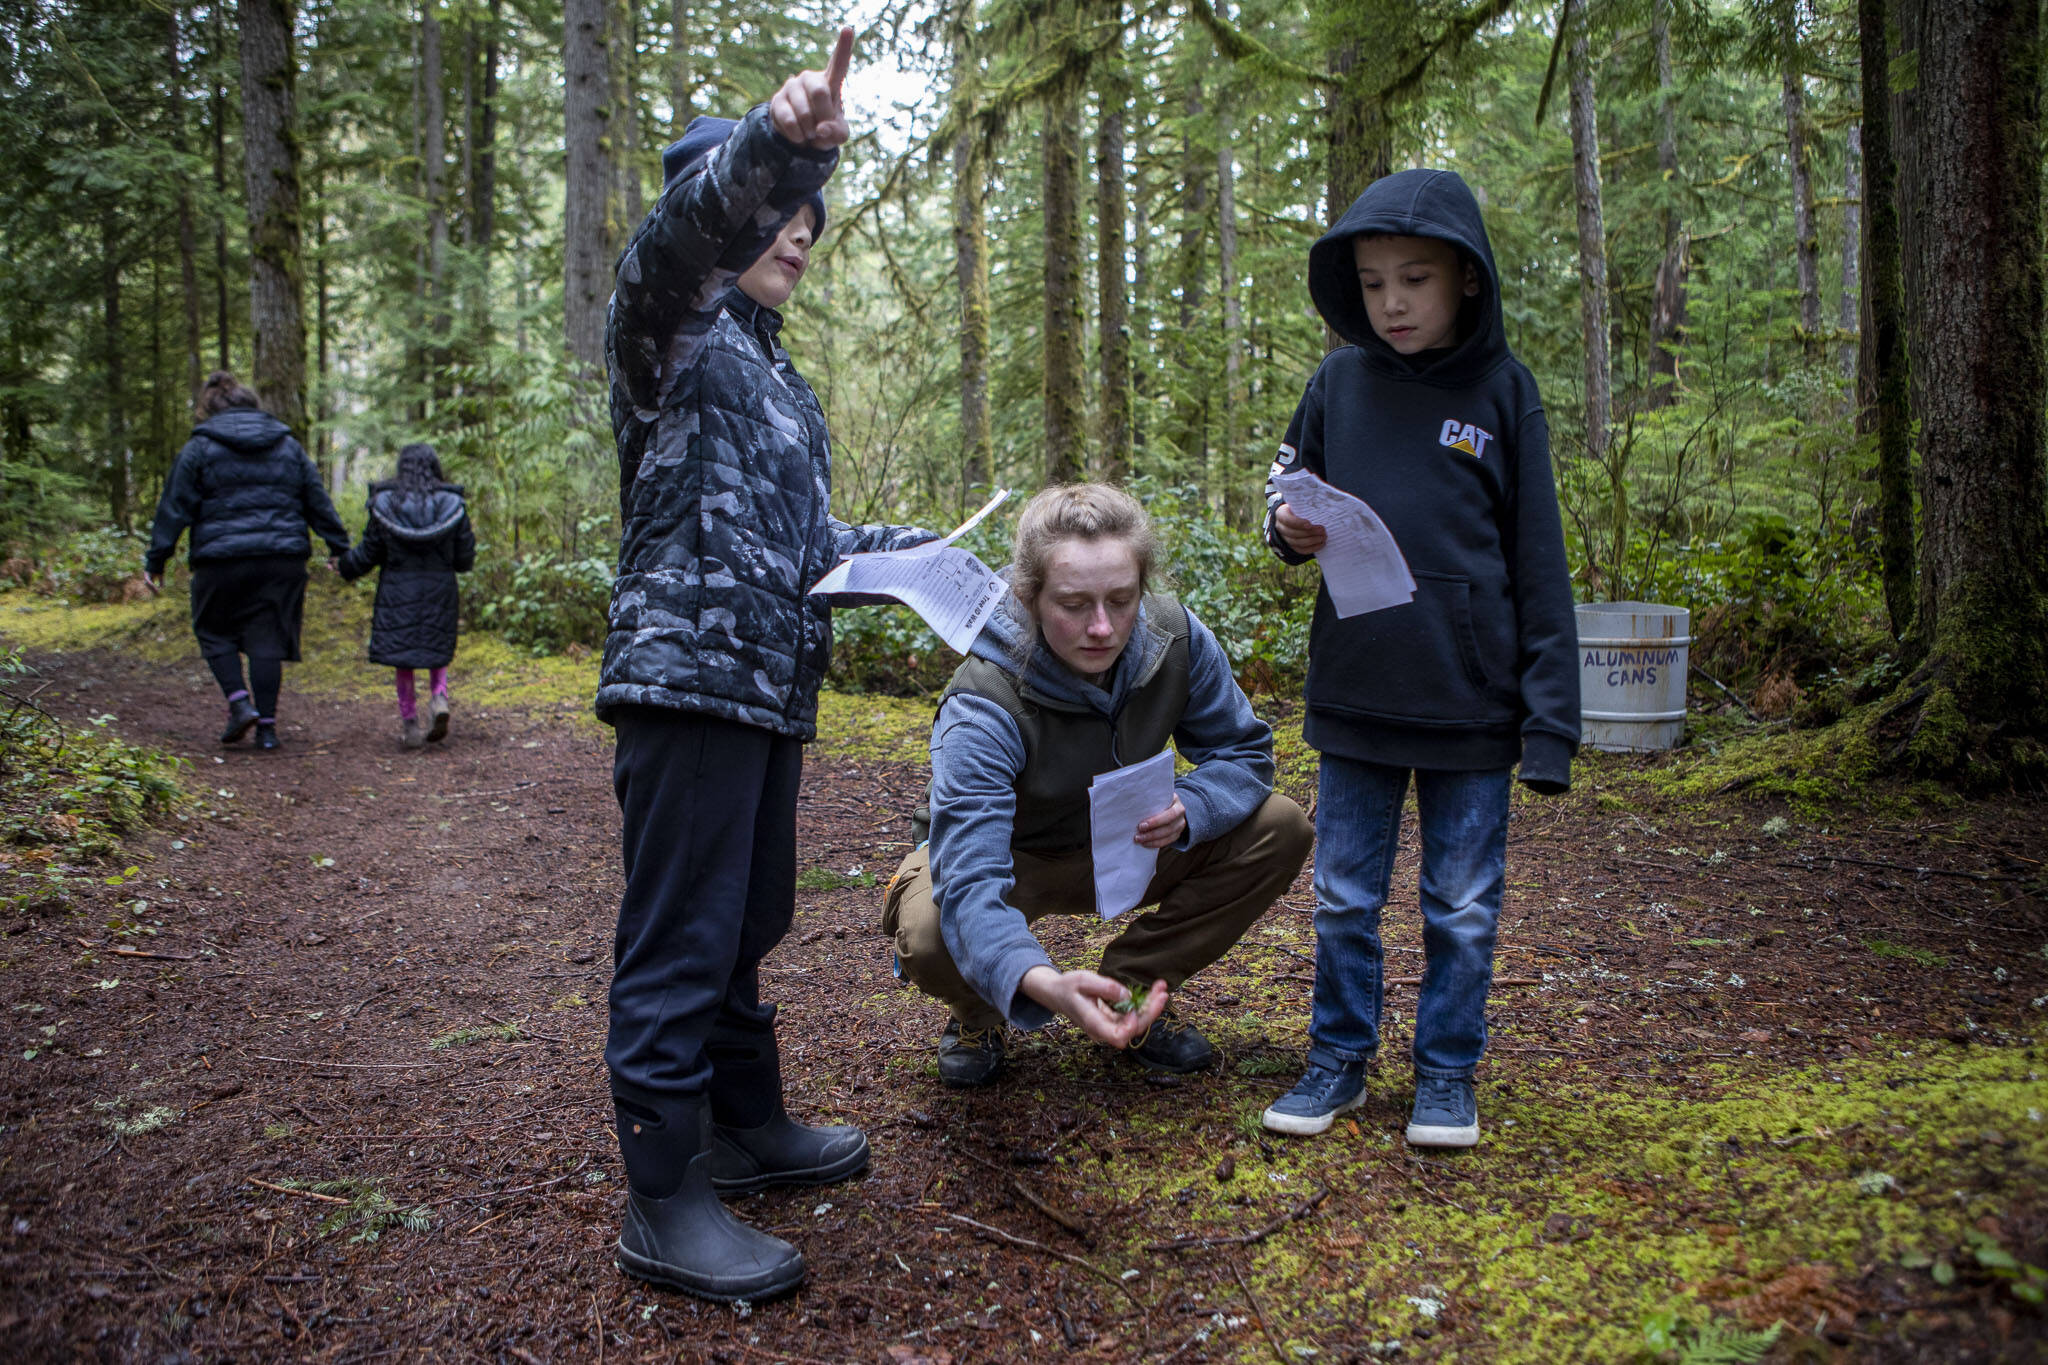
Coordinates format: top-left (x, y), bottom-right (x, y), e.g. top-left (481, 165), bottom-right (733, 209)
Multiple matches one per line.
top-left (807, 489), bottom-right (1012, 654)
top-left (1087, 749), bottom-right (1176, 921)
top-left (1271, 468), bottom-right (1416, 617)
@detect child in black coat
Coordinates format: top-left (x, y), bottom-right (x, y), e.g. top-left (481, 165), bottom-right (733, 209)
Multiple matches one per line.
top-left (338, 444), bottom-right (476, 748)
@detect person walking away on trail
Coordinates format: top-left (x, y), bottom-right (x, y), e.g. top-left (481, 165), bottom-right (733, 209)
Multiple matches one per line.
top-left (884, 483), bottom-right (1313, 1088)
top-left (144, 369), bottom-right (351, 752)
top-left (337, 443), bottom-right (476, 749)
top-left (597, 27), bottom-right (939, 1304)
top-left (1259, 168), bottom-right (1580, 1149)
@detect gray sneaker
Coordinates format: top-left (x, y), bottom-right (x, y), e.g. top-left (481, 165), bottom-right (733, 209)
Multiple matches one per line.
top-left (401, 715), bottom-right (425, 749)
top-left (1405, 1075), bottom-right (1479, 1148)
top-left (936, 1020), bottom-right (1005, 1088)
top-left (1262, 1061), bottom-right (1367, 1136)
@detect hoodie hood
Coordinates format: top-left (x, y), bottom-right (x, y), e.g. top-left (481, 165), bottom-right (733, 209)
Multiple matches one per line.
top-left (367, 485), bottom-right (467, 542)
top-left (964, 575), bottom-right (1176, 717)
top-left (660, 113), bottom-right (828, 240)
top-left (1308, 168), bottom-right (1506, 387)
top-left (195, 406), bottom-right (292, 453)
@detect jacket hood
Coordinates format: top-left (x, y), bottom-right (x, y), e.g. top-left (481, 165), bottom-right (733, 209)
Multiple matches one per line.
top-left (195, 407), bottom-right (292, 453)
top-left (1308, 168), bottom-right (1506, 385)
top-left (964, 575), bottom-right (1174, 716)
top-left (368, 486), bottom-right (467, 542)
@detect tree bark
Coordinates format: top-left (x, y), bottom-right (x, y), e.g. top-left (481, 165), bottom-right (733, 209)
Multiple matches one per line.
top-left (239, 0), bottom-right (308, 432)
top-left (473, 0), bottom-right (498, 261)
top-left (1567, 10), bottom-right (1609, 463)
top-left (211, 0), bottom-right (230, 372)
top-left (1042, 82), bottom-right (1087, 486)
top-left (1857, 0), bottom-right (1912, 639)
top-left (100, 118), bottom-right (128, 529)
top-left (422, 2), bottom-right (450, 389)
top-left (1646, 0), bottom-right (1684, 408)
top-left (1171, 85), bottom-right (1209, 473)
top-left (563, 0), bottom-right (616, 377)
top-left (1839, 122), bottom-right (1861, 377)
top-left (1782, 45), bottom-right (1822, 350)
top-left (669, 0), bottom-right (692, 133)
top-left (1894, 0), bottom-right (2047, 742)
top-left (1131, 163), bottom-right (1150, 459)
top-left (1217, 108), bottom-right (1245, 526)
top-left (950, 0), bottom-right (991, 498)
top-left (170, 5), bottom-right (203, 409)
top-left (613, 0), bottom-right (642, 231)
top-left (1094, 5), bottom-right (1131, 485)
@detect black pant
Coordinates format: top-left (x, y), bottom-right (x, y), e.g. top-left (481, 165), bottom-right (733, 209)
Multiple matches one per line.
top-left (204, 652), bottom-right (283, 719)
top-left (607, 706), bottom-right (801, 1112)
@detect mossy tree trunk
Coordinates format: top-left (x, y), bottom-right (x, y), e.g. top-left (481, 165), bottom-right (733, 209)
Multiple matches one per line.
top-left (1857, 0), bottom-right (1913, 641)
top-left (1885, 0), bottom-right (2048, 770)
top-left (1041, 79), bottom-right (1087, 486)
top-left (1646, 0), bottom-right (1685, 409)
top-left (950, 0), bottom-right (992, 499)
top-left (562, 0), bottom-right (615, 380)
top-left (1567, 4), bottom-right (1610, 465)
top-left (239, 0), bottom-right (308, 433)
top-left (1093, 0), bottom-right (1131, 486)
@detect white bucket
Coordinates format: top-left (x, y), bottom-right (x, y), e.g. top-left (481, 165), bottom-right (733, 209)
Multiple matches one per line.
top-left (1576, 601), bottom-right (1690, 752)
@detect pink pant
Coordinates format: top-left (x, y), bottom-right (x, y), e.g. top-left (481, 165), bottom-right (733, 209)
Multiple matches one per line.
top-left (394, 667), bottom-right (449, 721)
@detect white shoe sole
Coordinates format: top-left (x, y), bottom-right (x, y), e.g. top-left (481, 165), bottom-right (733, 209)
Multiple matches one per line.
top-left (1262, 1090), bottom-right (1365, 1136)
top-left (1405, 1120), bottom-right (1479, 1148)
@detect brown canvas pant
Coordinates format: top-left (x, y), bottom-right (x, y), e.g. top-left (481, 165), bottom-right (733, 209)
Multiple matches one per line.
top-left (883, 793), bottom-right (1312, 1030)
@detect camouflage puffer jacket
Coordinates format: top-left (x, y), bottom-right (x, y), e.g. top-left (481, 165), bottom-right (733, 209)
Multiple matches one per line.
top-left (598, 104), bottom-right (932, 739)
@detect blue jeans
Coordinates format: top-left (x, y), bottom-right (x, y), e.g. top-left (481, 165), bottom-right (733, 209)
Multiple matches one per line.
top-left (1308, 755), bottom-right (1511, 1079)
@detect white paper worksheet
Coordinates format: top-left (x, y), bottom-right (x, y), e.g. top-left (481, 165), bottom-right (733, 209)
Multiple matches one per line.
top-left (1087, 748), bottom-right (1177, 921)
top-left (1271, 468), bottom-right (1416, 617)
top-left (807, 489), bottom-right (1011, 654)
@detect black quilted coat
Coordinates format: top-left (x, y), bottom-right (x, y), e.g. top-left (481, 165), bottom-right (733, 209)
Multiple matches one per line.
top-left (145, 408), bottom-right (351, 574)
top-left (338, 484), bottom-right (476, 669)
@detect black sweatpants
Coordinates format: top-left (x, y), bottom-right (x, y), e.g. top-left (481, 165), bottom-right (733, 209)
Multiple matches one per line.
top-left (606, 706), bottom-right (801, 1113)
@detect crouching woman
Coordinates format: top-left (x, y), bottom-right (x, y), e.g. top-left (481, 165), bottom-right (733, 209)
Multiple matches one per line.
top-left (885, 484), bottom-right (1312, 1085)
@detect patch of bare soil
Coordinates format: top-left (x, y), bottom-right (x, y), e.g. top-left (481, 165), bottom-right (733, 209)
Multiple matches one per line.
top-left (1, 647), bottom-right (2044, 1363)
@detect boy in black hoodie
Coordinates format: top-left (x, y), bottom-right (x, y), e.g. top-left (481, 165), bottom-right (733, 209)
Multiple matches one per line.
top-left (1257, 169), bottom-right (1579, 1148)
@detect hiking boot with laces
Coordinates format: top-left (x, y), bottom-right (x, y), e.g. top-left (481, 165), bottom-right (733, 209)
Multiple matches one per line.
top-left (1406, 1074), bottom-right (1479, 1148)
top-left (1262, 1060), bottom-right (1368, 1136)
top-left (1128, 1014), bottom-right (1215, 1074)
top-left (936, 1019), bottom-right (1005, 1088)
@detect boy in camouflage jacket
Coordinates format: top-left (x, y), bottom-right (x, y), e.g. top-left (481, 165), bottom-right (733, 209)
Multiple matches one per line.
top-left (599, 28), bottom-right (934, 1302)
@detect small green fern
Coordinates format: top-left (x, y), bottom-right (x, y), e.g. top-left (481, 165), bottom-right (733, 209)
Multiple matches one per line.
top-left (1677, 1318), bottom-right (1782, 1365)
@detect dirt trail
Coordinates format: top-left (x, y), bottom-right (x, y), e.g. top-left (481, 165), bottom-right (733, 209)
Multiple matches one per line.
top-left (3, 645), bottom-right (2046, 1363)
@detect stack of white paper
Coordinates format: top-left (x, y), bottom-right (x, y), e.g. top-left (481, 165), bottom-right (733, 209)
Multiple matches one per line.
top-left (1272, 468), bottom-right (1415, 617)
top-left (807, 489), bottom-right (1011, 654)
top-left (1086, 749), bottom-right (1176, 921)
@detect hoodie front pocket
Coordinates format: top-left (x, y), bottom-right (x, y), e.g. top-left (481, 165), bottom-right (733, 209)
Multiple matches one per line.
top-left (1309, 571), bottom-right (1498, 723)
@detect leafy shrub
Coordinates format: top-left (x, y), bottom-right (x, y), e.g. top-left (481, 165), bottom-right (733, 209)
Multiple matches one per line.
top-left (0, 652), bottom-right (185, 860)
top-left (478, 550), bottom-right (613, 654)
top-left (1143, 480), bottom-right (1316, 696)
top-left (33, 526), bottom-right (153, 603)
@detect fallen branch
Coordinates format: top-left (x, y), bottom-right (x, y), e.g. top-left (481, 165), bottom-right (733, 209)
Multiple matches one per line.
top-left (249, 1054), bottom-right (440, 1070)
top-left (1146, 1184), bottom-right (1329, 1252)
top-left (942, 1212), bottom-right (1146, 1321)
top-left (1794, 854), bottom-right (2018, 884)
top-left (245, 1176), bottom-right (350, 1205)
top-left (110, 946), bottom-right (196, 961)
top-left (960, 1149), bottom-right (1093, 1244)
top-left (1229, 1253), bottom-right (1290, 1365)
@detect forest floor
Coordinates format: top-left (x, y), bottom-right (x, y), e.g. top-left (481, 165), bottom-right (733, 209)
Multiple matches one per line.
top-left (2, 583), bottom-right (2046, 1364)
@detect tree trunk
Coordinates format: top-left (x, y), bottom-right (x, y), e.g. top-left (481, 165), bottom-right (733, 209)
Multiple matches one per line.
top-left (1893, 0), bottom-right (2047, 749)
top-left (613, 0), bottom-right (642, 232)
top-left (669, 0), bottom-right (691, 133)
top-left (1171, 85), bottom-right (1209, 474)
top-left (1857, 0), bottom-right (1912, 638)
top-left (1646, 0), bottom-right (1684, 408)
top-left (422, 3), bottom-right (450, 391)
top-left (1094, 7), bottom-right (1131, 485)
top-left (1839, 122), bottom-right (1862, 377)
top-left (211, 0), bottom-right (230, 372)
top-left (100, 121), bottom-right (128, 529)
top-left (1131, 164), bottom-right (1150, 459)
top-left (950, 0), bottom-right (991, 498)
top-left (1782, 56), bottom-right (1822, 351)
top-left (1567, 12), bottom-right (1609, 463)
top-left (473, 0), bottom-right (498, 262)
top-left (1325, 40), bottom-right (1390, 355)
top-left (1042, 83), bottom-right (1087, 486)
top-left (170, 4), bottom-right (203, 409)
top-left (314, 178), bottom-right (332, 483)
top-left (563, 0), bottom-right (616, 377)
top-left (1217, 109), bottom-right (1245, 527)
top-left (239, 0), bottom-right (308, 432)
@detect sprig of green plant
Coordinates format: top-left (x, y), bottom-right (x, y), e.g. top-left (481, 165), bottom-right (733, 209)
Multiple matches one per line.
top-left (428, 1023), bottom-right (519, 1050)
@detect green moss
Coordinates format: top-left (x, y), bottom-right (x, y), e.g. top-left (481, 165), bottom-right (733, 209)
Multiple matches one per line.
top-left (1863, 937), bottom-right (1947, 968)
top-left (811, 691), bottom-right (934, 762)
top-left (1904, 683), bottom-right (1970, 776)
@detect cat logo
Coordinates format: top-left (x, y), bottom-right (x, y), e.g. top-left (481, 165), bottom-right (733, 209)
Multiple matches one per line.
top-left (1438, 419), bottom-right (1493, 458)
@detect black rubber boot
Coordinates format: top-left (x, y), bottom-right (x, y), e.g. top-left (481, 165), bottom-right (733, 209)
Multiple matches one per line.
top-left (254, 722), bottom-right (280, 751)
top-left (219, 697), bottom-right (259, 744)
top-left (614, 1097), bottom-right (804, 1302)
top-left (707, 1025), bottom-right (868, 1196)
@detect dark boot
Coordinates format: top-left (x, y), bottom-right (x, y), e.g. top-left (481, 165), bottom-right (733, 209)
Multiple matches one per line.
top-left (614, 1097), bottom-right (804, 1302)
top-left (707, 1025), bottom-right (869, 1196)
top-left (220, 696), bottom-right (259, 744)
top-left (254, 722), bottom-right (280, 751)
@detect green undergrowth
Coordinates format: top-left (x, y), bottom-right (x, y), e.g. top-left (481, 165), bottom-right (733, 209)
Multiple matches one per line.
top-left (910, 1016), bottom-right (2047, 1362)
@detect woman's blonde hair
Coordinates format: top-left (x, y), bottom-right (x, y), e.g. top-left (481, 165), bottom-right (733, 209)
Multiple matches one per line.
top-left (1010, 483), bottom-right (1157, 617)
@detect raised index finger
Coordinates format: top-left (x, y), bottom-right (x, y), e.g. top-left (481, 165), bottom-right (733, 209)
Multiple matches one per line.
top-left (825, 25), bottom-right (853, 100)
